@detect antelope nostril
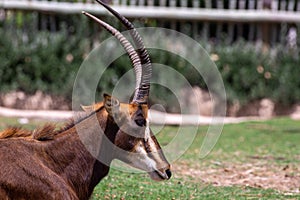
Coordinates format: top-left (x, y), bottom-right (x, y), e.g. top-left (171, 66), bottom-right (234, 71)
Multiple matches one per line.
top-left (165, 169), bottom-right (172, 179)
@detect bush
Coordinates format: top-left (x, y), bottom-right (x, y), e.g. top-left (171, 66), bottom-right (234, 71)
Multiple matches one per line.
top-left (1, 17), bottom-right (299, 108)
top-left (213, 41), bottom-right (300, 105)
top-left (0, 20), bottom-right (89, 100)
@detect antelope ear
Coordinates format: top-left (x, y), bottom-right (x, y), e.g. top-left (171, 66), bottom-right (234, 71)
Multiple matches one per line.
top-left (103, 93), bottom-right (120, 116)
top-left (80, 104), bottom-right (95, 112)
top-left (80, 102), bottom-right (104, 112)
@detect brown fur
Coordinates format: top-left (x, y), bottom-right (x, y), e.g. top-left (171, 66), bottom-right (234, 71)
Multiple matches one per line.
top-left (0, 104), bottom-right (113, 200)
top-left (0, 97), bottom-right (170, 200)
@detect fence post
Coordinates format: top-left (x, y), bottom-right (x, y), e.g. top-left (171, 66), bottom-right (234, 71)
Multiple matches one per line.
top-left (248, 0), bottom-right (256, 41)
top-left (227, 0), bottom-right (237, 43)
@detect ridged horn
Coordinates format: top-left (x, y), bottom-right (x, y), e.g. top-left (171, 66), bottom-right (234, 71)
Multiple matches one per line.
top-left (95, 0), bottom-right (151, 104)
top-left (82, 11), bottom-right (142, 99)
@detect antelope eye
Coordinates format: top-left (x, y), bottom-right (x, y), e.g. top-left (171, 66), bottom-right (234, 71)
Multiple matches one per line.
top-left (135, 118), bottom-right (146, 127)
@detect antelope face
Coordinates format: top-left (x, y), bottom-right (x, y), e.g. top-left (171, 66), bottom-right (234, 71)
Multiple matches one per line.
top-left (104, 94), bottom-right (172, 181)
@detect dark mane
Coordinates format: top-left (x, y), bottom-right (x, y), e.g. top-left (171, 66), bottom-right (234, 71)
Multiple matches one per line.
top-left (0, 127), bottom-right (32, 139)
top-left (32, 124), bottom-right (58, 141)
top-left (57, 105), bottom-right (106, 134)
top-left (0, 124), bottom-right (57, 141)
top-left (0, 106), bottom-right (106, 141)
top-left (0, 105), bottom-right (106, 141)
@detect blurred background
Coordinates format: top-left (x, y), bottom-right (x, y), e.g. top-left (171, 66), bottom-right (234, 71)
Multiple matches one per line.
top-left (0, 0), bottom-right (299, 117)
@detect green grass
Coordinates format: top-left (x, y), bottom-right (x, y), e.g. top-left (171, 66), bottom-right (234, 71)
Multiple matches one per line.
top-left (1, 117), bottom-right (299, 199)
top-left (92, 118), bottom-right (300, 199)
top-left (92, 170), bottom-right (293, 200)
top-left (92, 169), bottom-right (299, 200)
top-left (211, 119), bottom-right (300, 163)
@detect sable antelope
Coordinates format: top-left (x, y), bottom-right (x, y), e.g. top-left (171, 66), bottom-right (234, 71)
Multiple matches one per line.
top-left (0, 1), bottom-right (171, 199)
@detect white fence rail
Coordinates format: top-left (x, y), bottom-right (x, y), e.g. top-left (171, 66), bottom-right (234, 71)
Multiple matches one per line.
top-left (1, 0), bottom-right (300, 46)
top-left (1, 0), bottom-right (300, 22)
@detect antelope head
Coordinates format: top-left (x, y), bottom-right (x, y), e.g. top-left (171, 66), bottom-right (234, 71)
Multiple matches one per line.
top-left (82, 1), bottom-right (171, 181)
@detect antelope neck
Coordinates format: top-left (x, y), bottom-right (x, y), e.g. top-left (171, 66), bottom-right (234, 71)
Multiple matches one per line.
top-left (88, 114), bottom-right (121, 196)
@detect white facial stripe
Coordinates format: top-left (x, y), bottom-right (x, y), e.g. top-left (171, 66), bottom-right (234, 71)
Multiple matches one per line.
top-left (130, 137), bottom-right (166, 171)
top-left (146, 133), bottom-right (160, 155)
top-left (144, 119), bottom-right (150, 142)
top-left (129, 142), bottom-right (157, 171)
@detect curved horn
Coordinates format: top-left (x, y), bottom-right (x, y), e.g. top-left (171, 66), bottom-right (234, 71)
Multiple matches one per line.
top-left (95, 0), bottom-right (151, 104)
top-left (82, 11), bottom-right (142, 99)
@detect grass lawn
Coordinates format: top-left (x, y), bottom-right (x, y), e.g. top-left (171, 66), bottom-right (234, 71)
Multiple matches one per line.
top-left (1, 117), bottom-right (299, 199)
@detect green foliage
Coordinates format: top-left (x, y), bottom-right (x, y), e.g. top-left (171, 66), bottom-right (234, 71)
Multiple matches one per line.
top-left (1, 18), bottom-right (300, 106)
top-left (272, 53), bottom-right (300, 105)
top-left (213, 41), bottom-right (300, 105)
top-left (0, 17), bottom-right (91, 100)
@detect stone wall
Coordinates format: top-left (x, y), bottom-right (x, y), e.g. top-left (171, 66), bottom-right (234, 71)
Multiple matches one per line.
top-left (0, 91), bottom-right (70, 110)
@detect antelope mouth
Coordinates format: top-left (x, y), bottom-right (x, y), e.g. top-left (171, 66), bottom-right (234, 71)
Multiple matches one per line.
top-left (149, 169), bottom-right (172, 181)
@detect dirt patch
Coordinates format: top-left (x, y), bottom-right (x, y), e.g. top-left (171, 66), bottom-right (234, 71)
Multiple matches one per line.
top-left (173, 160), bottom-right (300, 194)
